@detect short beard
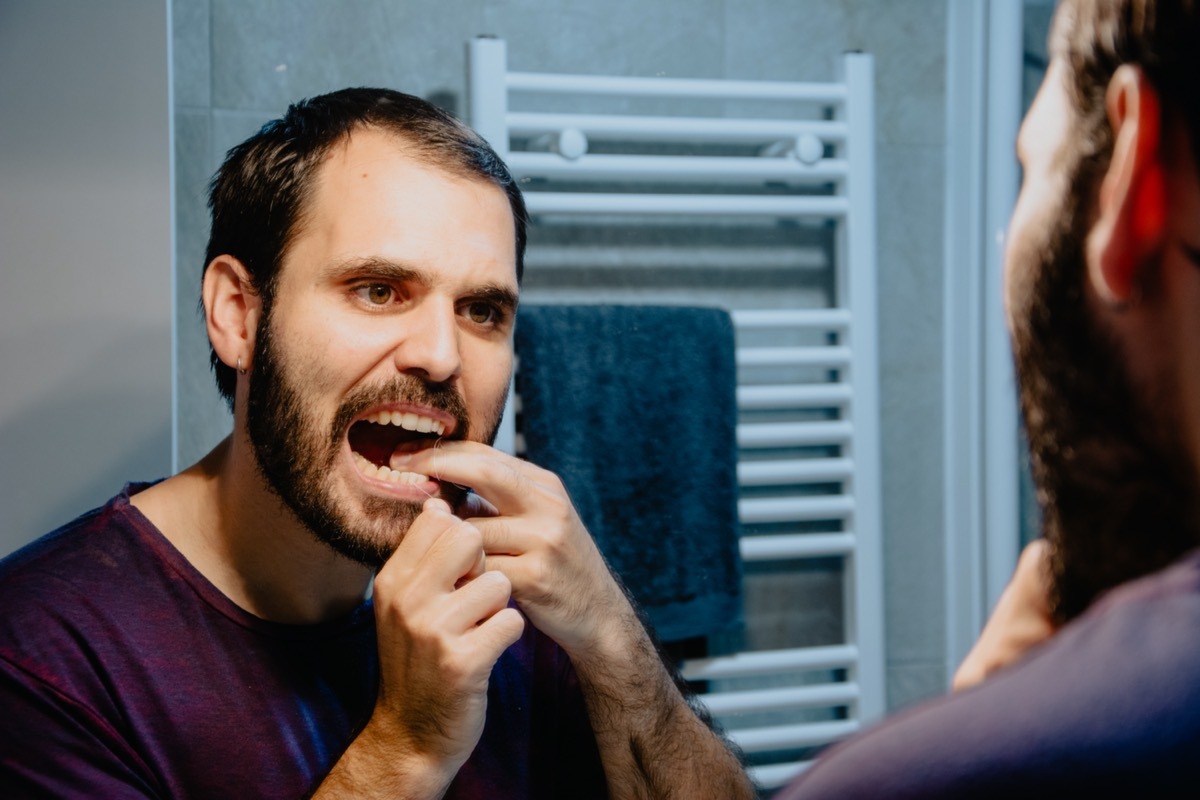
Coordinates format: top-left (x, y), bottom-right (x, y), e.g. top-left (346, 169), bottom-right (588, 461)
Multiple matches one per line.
top-left (245, 310), bottom-right (504, 569)
top-left (1011, 148), bottom-right (1200, 623)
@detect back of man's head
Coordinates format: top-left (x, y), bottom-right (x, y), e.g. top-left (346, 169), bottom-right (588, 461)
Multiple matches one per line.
top-left (1054, 0), bottom-right (1200, 202)
top-left (1016, 0), bottom-right (1200, 621)
top-left (202, 88), bottom-right (528, 409)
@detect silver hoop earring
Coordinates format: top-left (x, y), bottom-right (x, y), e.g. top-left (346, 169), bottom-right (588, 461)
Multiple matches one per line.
top-left (237, 357), bottom-right (247, 375)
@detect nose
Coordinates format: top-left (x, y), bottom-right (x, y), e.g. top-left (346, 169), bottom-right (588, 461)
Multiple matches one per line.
top-left (394, 298), bottom-right (462, 384)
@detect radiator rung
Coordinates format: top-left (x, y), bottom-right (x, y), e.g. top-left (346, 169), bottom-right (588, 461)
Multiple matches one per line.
top-left (740, 495), bottom-right (853, 524)
top-left (699, 682), bottom-right (859, 716)
top-left (737, 384), bottom-right (851, 410)
top-left (507, 71), bottom-right (849, 103)
top-left (731, 308), bottom-right (851, 329)
top-left (737, 346), bottom-right (850, 369)
top-left (682, 645), bottom-right (857, 681)
top-left (728, 719), bottom-right (860, 753)
top-left (740, 533), bottom-right (854, 560)
top-left (508, 152), bottom-right (847, 185)
top-left (738, 457), bottom-right (852, 486)
top-left (508, 111), bottom-right (847, 144)
top-left (524, 192), bottom-right (848, 218)
top-left (737, 420), bottom-right (852, 448)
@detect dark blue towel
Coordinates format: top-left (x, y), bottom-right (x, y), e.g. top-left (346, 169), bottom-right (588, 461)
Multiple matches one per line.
top-left (515, 304), bottom-right (743, 644)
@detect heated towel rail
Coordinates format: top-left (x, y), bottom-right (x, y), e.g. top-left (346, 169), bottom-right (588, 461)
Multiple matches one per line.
top-left (468, 37), bottom-right (883, 791)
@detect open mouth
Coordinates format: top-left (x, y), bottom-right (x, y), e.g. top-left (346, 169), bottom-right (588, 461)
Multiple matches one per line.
top-left (347, 409), bottom-right (451, 484)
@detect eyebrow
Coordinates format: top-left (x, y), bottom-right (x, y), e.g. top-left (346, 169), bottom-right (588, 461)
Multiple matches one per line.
top-left (468, 284), bottom-right (521, 314)
top-left (319, 256), bottom-right (424, 285)
top-left (321, 256), bottom-right (519, 310)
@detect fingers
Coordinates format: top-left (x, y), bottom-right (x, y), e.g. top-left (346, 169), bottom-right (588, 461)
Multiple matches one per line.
top-left (952, 540), bottom-right (1057, 691)
top-left (1011, 539), bottom-right (1053, 610)
top-left (378, 498), bottom-right (519, 633)
top-left (367, 499), bottom-right (524, 777)
top-left (393, 441), bottom-right (546, 515)
top-left (475, 605), bottom-right (525, 654)
top-left (392, 442), bottom-right (622, 660)
top-left (471, 516), bottom-right (523, 557)
top-left (384, 498), bottom-right (486, 593)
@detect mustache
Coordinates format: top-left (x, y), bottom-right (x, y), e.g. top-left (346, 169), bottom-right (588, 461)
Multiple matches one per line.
top-left (328, 376), bottom-right (471, 446)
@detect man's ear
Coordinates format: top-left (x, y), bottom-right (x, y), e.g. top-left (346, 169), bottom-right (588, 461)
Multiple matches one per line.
top-left (203, 255), bottom-right (262, 372)
top-left (1087, 64), bottom-right (1167, 306)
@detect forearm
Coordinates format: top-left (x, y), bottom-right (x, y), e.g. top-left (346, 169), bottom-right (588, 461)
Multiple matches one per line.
top-left (311, 717), bottom-right (455, 800)
top-left (572, 611), bottom-right (756, 800)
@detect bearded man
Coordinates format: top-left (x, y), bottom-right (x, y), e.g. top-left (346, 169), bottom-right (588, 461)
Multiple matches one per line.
top-left (780, 0), bottom-right (1200, 796)
top-left (0, 89), bottom-right (754, 799)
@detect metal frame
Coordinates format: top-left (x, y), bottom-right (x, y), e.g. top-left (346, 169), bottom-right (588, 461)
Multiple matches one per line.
top-left (941, 0), bottom-right (1023, 679)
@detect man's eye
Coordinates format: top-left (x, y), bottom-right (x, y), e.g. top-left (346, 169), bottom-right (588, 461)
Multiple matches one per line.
top-left (357, 284), bottom-right (393, 305)
top-left (465, 302), bottom-right (498, 325)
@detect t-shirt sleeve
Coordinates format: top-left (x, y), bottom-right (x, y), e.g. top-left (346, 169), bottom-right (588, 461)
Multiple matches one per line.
top-left (0, 654), bottom-right (160, 798)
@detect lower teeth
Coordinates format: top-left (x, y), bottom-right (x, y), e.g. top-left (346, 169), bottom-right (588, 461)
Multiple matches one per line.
top-left (353, 454), bottom-right (428, 484)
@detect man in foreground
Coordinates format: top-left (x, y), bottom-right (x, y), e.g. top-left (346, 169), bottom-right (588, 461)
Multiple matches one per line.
top-left (782, 0), bottom-right (1200, 795)
top-left (0, 89), bottom-right (754, 798)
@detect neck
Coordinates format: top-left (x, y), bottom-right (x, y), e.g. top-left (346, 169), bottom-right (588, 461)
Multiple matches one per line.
top-left (131, 433), bottom-right (373, 625)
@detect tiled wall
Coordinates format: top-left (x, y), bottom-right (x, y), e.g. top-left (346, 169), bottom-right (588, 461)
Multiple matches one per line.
top-left (172, 0), bottom-right (949, 712)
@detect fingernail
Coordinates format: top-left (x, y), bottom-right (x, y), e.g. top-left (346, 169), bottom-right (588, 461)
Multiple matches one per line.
top-left (423, 497), bottom-right (450, 513)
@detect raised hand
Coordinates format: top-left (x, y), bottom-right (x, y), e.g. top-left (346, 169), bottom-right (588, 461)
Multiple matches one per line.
top-left (320, 497), bottom-right (524, 798)
top-left (953, 539), bottom-right (1058, 691)
top-left (394, 443), bottom-right (631, 659)
top-left (388, 445), bottom-right (754, 799)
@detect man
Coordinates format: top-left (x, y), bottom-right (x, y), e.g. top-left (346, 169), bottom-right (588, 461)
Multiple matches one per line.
top-left (0, 89), bottom-right (754, 798)
top-left (781, 0), bottom-right (1200, 796)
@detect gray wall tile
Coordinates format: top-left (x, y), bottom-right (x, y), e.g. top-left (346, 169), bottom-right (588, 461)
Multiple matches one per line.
top-left (482, 0), bottom-right (725, 79)
top-left (173, 109), bottom-right (228, 467)
top-left (886, 659), bottom-right (947, 712)
top-left (846, 0), bottom-right (946, 146)
top-left (172, 0), bottom-right (211, 108)
top-left (876, 141), bottom-right (945, 670)
top-left (723, 0), bottom-right (850, 81)
top-left (211, 0), bottom-right (489, 113)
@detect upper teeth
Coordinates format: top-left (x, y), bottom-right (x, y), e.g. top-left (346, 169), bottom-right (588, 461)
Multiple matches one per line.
top-left (363, 410), bottom-right (447, 436)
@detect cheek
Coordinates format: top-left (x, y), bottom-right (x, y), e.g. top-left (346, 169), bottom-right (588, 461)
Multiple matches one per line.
top-left (462, 342), bottom-right (513, 409)
top-left (1003, 189), bottom-right (1051, 331)
top-left (287, 311), bottom-right (398, 389)
top-left (1002, 213), bottom-right (1030, 330)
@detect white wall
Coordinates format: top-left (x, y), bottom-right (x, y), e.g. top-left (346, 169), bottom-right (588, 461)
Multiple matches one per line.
top-left (0, 1), bottom-right (172, 556)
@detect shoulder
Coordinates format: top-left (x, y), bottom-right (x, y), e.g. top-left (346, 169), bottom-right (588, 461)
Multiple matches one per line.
top-left (0, 488), bottom-right (164, 678)
top-left (0, 487), bottom-right (152, 602)
top-left (780, 551), bottom-right (1200, 799)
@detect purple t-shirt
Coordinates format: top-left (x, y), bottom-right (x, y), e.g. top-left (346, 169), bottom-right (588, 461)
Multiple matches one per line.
top-left (0, 485), bottom-right (605, 798)
top-left (779, 549), bottom-right (1200, 799)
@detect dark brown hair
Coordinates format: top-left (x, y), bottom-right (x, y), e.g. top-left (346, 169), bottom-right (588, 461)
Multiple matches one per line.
top-left (203, 88), bottom-right (528, 409)
top-left (1053, 0), bottom-right (1200, 186)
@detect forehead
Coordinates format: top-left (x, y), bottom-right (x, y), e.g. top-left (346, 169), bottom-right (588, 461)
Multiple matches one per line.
top-left (1017, 59), bottom-right (1074, 171)
top-left (287, 127), bottom-right (518, 286)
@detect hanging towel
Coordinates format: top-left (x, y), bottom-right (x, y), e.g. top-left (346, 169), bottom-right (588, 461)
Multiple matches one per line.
top-left (515, 304), bottom-right (743, 644)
